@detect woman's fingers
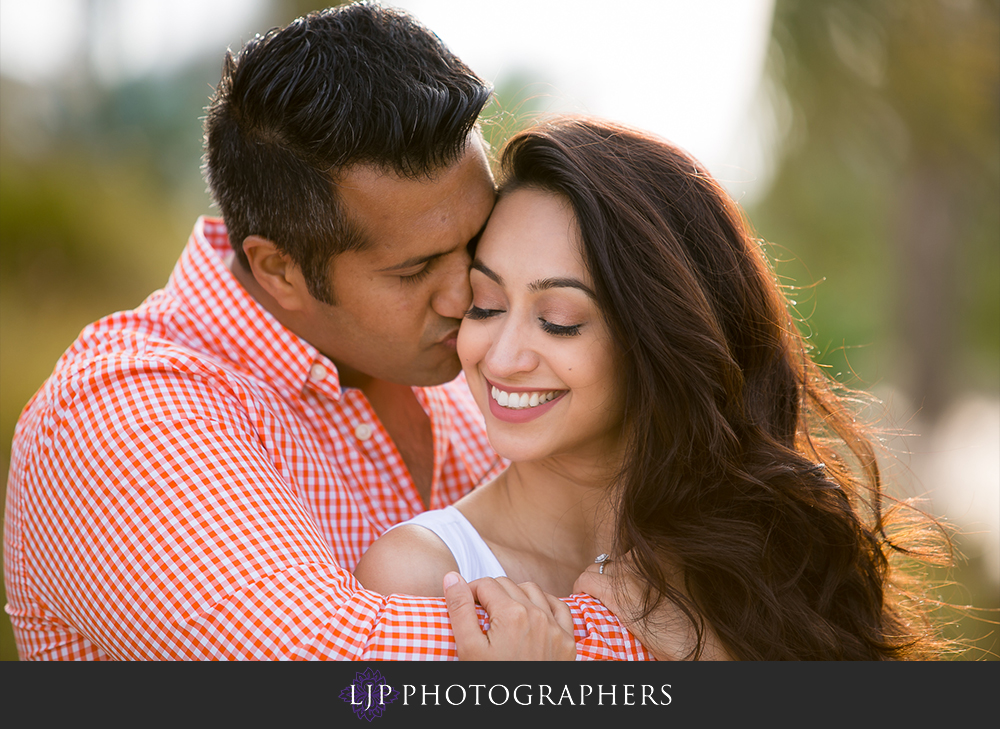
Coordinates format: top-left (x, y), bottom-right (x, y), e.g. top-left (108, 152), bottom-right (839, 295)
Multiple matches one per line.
top-left (507, 579), bottom-right (575, 635)
top-left (501, 577), bottom-right (547, 610)
top-left (443, 572), bottom-right (489, 659)
top-left (545, 592), bottom-right (576, 636)
top-left (573, 560), bottom-right (623, 614)
top-left (572, 558), bottom-right (731, 661)
top-left (446, 575), bottom-right (576, 660)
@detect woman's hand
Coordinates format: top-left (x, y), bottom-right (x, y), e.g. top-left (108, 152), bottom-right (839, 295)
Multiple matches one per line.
top-left (574, 560), bottom-right (731, 661)
top-left (444, 572), bottom-right (576, 660)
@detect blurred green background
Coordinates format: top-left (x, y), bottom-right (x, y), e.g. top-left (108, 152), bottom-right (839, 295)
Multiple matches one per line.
top-left (1, 0), bottom-right (997, 660)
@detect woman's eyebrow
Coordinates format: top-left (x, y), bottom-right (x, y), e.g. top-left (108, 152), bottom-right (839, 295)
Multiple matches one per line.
top-left (471, 260), bottom-right (503, 284)
top-left (528, 277), bottom-right (597, 300)
top-left (471, 261), bottom-right (596, 300)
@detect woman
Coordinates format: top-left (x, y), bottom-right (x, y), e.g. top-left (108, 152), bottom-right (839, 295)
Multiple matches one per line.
top-left (354, 115), bottom-right (949, 660)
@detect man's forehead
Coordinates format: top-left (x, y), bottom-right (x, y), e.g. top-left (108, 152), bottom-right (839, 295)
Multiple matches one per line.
top-left (336, 135), bottom-right (492, 200)
top-left (336, 161), bottom-right (419, 190)
top-left (337, 165), bottom-right (469, 223)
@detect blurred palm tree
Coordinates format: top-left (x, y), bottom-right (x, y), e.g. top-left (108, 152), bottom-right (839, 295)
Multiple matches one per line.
top-left (751, 0), bottom-right (999, 419)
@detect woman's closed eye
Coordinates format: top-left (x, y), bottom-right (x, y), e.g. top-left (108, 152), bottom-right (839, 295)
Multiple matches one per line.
top-left (466, 304), bottom-right (584, 336)
top-left (539, 319), bottom-right (582, 337)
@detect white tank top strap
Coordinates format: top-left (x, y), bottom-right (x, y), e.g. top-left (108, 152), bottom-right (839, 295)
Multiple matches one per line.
top-left (386, 505), bottom-right (507, 581)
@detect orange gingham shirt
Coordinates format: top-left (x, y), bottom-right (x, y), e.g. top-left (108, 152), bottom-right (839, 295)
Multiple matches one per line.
top-left (4, 216), bottom-right (650, 661)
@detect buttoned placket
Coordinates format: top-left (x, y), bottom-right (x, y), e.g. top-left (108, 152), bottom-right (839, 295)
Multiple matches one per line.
top-left (302, 360), bottom-right (432, 521)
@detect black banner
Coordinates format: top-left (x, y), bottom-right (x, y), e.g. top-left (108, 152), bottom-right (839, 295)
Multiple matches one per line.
top-left (5, 659), bottom-right (995, 726)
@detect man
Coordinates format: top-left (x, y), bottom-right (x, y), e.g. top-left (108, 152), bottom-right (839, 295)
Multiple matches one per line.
top-left (4, 2), bottom-right (649, 660)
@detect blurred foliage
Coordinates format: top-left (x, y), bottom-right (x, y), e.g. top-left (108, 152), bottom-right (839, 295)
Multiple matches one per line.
top-left (480, 73), bottom-right (554, 169)
top-left (931, 541), bottom-right (1000, 660)
top-left (749, 0), bottom-right (1000, 417)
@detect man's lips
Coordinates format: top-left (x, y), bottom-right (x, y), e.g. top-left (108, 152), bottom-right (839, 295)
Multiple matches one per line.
top-left (436, 329), bottom-right (460, 349)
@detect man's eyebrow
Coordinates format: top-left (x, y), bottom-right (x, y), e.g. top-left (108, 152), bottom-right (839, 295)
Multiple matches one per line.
top-left (377, 221), bottom-right (490, 273)
top-left (471, 261), bottom-right (597, 300)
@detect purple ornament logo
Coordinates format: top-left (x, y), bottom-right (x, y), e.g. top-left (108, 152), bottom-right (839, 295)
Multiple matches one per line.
top-left (339, 667), bottom-right (400, 721)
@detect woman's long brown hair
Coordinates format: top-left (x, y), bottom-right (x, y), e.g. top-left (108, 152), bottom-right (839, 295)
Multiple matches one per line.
top-left (498, 115), bottom-right (951, 660)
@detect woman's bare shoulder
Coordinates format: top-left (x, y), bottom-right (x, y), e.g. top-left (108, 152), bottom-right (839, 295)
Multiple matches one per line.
top-left (353, 523), bottom-right (460, 597)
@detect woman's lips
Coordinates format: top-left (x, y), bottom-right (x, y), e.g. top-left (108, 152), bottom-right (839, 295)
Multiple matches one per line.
top-left (484, 378), bottom-right (567, 424)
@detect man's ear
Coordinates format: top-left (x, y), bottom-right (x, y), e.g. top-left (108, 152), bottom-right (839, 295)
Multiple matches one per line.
top-left (241, 235), bottom-right (311, 311)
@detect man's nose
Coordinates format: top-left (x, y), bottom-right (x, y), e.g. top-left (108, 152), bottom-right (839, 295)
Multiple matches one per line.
top-left (432, 249), bottom-right (472, 320)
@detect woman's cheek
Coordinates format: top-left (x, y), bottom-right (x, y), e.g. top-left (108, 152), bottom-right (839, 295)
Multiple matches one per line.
top-left (457, 320), bottom-right (485, 369)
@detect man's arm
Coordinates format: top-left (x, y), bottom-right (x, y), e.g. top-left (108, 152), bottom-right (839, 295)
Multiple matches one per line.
top-left (7, 364), bottom-right (649, 660)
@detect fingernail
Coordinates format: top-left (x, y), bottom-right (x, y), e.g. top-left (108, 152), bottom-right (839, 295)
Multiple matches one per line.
top-left (443, 572), bottom-right (460, 590)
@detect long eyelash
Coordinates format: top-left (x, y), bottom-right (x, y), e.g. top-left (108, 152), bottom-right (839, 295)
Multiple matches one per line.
top-left (400, 267), bottom-right (432, 284)
top-left (540, 319), bottom-right (582, 337)
top-left (464, 305), bottom-right (501, 320)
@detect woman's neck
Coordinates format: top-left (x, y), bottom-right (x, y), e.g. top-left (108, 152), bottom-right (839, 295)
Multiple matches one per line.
top-left (456, 456), bottom-right (618, 596)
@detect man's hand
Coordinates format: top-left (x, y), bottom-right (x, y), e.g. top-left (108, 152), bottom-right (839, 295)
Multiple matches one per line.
top-left (444, 572), bottom-right (576, 660)
top-left (574, 560), bottom-right (731, 661)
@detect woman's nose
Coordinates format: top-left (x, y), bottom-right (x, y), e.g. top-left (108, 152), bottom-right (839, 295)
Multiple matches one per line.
top-left (485, 318), bottom-right (539, 377)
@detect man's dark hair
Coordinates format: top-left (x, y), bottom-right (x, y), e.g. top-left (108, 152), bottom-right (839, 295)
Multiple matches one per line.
top-left (203, 1), bottom-right (492, 303)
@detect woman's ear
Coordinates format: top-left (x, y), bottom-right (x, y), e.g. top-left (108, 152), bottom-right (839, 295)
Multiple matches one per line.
top-left (241, 235), bottom-right (311, 311)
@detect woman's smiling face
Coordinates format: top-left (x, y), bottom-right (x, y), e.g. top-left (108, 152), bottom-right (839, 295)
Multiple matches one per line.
top-left (458, 187), bottom-right (623, 464)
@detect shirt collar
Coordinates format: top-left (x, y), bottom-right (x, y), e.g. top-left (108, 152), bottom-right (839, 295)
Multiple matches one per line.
top-left (166, 216), bottom-right (344, 401)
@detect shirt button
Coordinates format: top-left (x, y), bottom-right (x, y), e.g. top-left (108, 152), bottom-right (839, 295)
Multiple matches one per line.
top-left (355, 424), bottom-right (374, 441)
top-left (309, 363), bottom-right (328, 383)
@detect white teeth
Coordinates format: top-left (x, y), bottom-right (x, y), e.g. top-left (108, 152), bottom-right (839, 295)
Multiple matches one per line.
top-left (490, 385), bottom-right (562, 410)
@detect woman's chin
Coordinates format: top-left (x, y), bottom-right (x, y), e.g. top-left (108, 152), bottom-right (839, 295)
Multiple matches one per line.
top-left (485, 431), bottom-right (549, 464)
